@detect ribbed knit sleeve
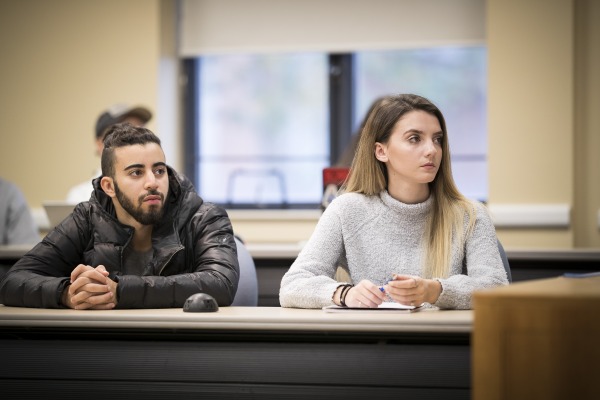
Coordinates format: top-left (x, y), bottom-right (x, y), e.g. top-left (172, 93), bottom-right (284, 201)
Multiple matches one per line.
top-left (279, 199), bottom-right (347, 308)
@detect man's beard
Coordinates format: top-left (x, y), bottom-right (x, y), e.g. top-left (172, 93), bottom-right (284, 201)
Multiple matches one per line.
top-left (114, 181), bottom-right (166, 225)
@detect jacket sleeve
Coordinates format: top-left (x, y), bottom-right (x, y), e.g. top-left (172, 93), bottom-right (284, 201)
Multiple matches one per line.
top-left (0, 204), bottom-right (91, 308)
top-left (115, 203), bottom-right (240, 309)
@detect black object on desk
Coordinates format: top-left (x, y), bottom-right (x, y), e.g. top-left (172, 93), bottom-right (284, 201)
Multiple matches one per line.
top-left (183, 293), bottom-right (219, 312)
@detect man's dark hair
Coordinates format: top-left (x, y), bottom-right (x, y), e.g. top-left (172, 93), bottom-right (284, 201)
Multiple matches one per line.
top-left (101, 123), bottom-right (162, 178)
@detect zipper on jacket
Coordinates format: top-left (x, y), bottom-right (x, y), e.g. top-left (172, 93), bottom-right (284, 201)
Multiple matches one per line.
top-left (158, 245), bottom-right (185, 276)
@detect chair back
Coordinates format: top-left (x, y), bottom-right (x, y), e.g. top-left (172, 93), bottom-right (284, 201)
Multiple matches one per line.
top-left (232, 237), bottom-right (259, 306)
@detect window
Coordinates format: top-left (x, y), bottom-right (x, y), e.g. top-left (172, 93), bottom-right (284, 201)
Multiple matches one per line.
top-left (185, 46), bottom-right (487, 208)
top-left (192, 53), bottom-right (328, 208)
top-left (354, 46), bottom-right (488, 200)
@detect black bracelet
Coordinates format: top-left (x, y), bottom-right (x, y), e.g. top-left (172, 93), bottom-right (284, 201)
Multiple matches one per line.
top-left (333, 284), bottom-right (350, 306)
top-left (340, 284), bottom-right (353, 307)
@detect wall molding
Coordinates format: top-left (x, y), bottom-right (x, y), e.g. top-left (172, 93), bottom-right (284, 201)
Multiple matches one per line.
top-left (34, 204), bottom-right (579, 232)
top-left (227, 209), bottom-right (322, 221)
top-left (487, 204), bottom-right (571, 228)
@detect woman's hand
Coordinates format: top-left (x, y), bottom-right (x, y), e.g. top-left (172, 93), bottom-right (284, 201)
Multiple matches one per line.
top-left (344, 280), bottom-right (387, 308)
top-left (383, 274), bottom-right (442, 306)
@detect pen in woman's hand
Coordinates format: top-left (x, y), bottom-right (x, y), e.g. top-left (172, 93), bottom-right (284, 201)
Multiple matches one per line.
top-left (379, 284), bottom-right (393, 302)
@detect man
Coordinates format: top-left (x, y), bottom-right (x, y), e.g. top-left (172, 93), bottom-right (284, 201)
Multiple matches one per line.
top-left (0, 123), bottom-right (239, 309)
top-left (66, 104), bottom-right (152, 203)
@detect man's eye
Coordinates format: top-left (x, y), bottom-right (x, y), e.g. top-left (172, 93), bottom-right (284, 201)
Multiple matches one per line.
top-left (155, 168), bottom-right (166, 176)
top-left (130, 170), bottom-right (142, 176)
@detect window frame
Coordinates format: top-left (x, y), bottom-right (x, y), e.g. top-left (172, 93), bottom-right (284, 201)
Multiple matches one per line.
top-left (183, 48), bottom-right (488, 208)
top-left (182, 55), bottom-right (355, 209)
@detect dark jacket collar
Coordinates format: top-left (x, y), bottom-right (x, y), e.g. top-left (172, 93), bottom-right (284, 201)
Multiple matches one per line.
top-left (89, 166), bottom-right (202, 229)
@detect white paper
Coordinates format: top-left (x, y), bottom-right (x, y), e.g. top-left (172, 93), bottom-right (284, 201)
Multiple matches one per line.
top-left (322, 302), bottom-right (423, 313)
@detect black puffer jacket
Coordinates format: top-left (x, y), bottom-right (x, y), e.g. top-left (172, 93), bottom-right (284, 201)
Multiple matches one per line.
top-left (0, 167), bottom-right (239, 309)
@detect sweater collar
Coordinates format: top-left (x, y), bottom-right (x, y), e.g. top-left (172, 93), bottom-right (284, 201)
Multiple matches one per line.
top-left (379, 190), bottom-right (433, 217)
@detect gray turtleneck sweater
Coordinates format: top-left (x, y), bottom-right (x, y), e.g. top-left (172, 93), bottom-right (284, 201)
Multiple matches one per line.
top-left (279, 191), bottom-right (508, 309)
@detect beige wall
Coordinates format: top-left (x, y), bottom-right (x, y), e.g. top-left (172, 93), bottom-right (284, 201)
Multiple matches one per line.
top-left (488, 0), bottom-right (573, 247)
top-left (0, 0), bottom-right (598, 249)
top-left (0, 0), bottom-right (160, 208)
top-left (574, 0), bottom-right (600, 248)
top-left (488, 0), bottom-right (600, 248)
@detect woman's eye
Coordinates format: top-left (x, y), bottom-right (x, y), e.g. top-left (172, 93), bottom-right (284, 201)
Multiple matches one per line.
top-left (434, 136), bottom-right (443, 144)
top-left (155, 168), bottom-right (166, 176)
top-left (408, 135), bottom-right (420, 143)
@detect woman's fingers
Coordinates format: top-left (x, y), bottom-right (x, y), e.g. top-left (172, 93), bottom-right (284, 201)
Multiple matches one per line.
top-left (385, 275), bottom-right (426, 305)
top-left (348, 280), bottom-right (386, 307)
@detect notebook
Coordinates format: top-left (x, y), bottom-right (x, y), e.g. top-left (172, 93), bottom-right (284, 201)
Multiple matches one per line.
top-left (43, 201), bottom-right (76, 228)
top-left (322, 302), bottom-right (423, 313)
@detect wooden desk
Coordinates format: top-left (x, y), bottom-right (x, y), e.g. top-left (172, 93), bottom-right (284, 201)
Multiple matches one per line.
top-left (473, 276), bottom-right (600, 400)
top-left (0, 244), bottom-right (32, 259)
top-left (0, 306), bottom-right (472, 399)
top-left (507, 249), bottom-right (600, 281)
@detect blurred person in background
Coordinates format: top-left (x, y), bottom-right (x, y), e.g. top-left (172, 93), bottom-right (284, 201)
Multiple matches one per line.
top-left (0, 177), bottom-right (39, 245)
top-left (66, 103), bottom-right (152, 203)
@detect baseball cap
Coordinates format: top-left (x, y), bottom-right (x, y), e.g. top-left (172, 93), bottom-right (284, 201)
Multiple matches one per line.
top-left (95, 104), bottom-right (152, 139)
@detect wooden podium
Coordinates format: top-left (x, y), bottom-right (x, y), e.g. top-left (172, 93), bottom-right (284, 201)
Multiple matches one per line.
top-left (473, 275), bottom-right (600, 400)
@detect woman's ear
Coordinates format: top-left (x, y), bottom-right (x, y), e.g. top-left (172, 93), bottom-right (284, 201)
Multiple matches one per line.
top-left (100, 176), bottom-right (116, 198)
top-left (374, 142), bottom-right (388, 162)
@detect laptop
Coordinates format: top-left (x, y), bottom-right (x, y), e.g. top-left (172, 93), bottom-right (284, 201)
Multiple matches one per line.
top-left (43, 201), bottom-right (76, 229)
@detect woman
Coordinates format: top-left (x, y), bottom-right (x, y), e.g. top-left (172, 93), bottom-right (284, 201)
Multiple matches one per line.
top-left (279, 94), bottom-right (508, 310)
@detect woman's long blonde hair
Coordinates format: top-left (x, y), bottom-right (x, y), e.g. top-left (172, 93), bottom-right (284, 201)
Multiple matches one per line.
top-left (343, 94), bottom-right (475, 278)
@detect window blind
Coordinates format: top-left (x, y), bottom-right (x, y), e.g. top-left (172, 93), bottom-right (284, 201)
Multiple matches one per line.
top-left (179, 0), bottom-right (485, 56)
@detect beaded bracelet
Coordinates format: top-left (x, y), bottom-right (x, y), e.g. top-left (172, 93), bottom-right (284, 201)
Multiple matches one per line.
top-left (339, 284), bottom-right (353, 307)
top-left (333, 284), bottom-right (351, 306)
